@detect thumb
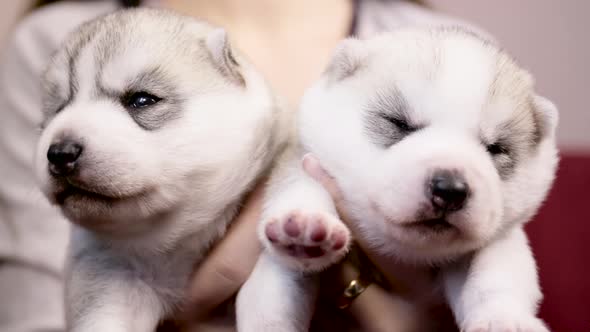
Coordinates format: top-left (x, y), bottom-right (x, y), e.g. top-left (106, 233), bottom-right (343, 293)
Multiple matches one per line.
top-left (302, 153), bottom-right (344, 205)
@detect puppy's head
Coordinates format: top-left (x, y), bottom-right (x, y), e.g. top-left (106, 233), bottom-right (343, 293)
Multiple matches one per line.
top-left (300, 28), bottom-right (558, 263)
top-left (36, 9), bottom-right (277, 234)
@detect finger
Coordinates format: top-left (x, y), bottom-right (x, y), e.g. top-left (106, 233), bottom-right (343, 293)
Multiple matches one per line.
top-left (302, 153), bottom-right (355, 235)
top-left (302, 154), bottom-right (403, 289)
top-left (329, 262), bottom-right (419, 332)
top-left (186, 182), bottom-right (265, 318)
top-left (348, 284), bottom-right (419, 332)
top-left (302, 153), bottom-right (344, 205)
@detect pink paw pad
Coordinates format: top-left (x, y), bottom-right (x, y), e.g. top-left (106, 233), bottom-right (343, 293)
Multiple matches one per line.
top-left (265, 219), bottom-right (280, 243)
top-left (331, 231), bottom-right (347, 250)
top-left (284, 217), bottom-right (301, 237)
top-left (264, 211), bottom-right (349, 261)
top-left (310, 219), bottom-right (327, 242)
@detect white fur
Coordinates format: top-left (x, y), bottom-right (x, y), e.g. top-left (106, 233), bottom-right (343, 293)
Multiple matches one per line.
top-left (238, 28), bottom-right (558, 332)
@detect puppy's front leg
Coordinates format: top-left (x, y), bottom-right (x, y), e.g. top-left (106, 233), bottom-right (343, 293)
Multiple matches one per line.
top-left (443, 227), bottom-right (548, 332)
top-left (259, 150), bottom-right (351, 272)
top-left (237, 252), bottom-right (317, 332)
top-left (65, 253), bottom-right (164, 332)
top-left (237, 149), bottom-right (351, 332)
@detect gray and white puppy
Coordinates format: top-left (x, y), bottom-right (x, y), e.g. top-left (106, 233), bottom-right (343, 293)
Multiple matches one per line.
top-left (238, 28), bottom-right (558, 332)
top-left (35, 9), bottom-right (285, 331)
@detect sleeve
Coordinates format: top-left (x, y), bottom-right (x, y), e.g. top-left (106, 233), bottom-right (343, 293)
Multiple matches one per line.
top-left (0, 2), bottom-right (118, 331)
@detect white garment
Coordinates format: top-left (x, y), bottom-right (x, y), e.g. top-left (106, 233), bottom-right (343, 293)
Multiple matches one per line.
top-left (0, 1), bottom-right (476, 330)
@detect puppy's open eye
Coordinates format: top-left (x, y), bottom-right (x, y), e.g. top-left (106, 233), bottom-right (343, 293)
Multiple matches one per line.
top-left (486, 142), bottom-right (509, 156)
top-left (123, 91), bottom-right (162, 109)
top-left (384, 115), bottom-right (415, 132)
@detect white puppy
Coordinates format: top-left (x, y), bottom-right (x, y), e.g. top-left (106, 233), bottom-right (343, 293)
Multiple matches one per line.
top-left (35, 8), bottom-right (286, 331)
top-left (238, 27), bottom-right (558, 332)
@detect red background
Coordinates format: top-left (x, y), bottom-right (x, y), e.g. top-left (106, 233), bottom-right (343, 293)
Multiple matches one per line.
top-left (526, 154), bottom-right (590, 331)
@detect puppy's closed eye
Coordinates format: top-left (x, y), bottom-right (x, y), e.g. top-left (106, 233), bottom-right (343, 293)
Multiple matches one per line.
top-left (486, 142), bottom-right (509, 156)
top-left (381, 114), bottom-right (417, 133)
top-left (365, 112), bottom-right (422, 148)
top-left (482, 139), bottom-right (516, 179)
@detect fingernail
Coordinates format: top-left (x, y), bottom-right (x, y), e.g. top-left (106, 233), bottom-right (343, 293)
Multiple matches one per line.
top-left (302, 153), bottom-right (326, 181)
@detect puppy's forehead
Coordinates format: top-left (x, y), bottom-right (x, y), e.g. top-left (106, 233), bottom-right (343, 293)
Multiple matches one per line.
top-left (363, 31), bottom-right (533, 127)
top-left (431, 37), bottom-right (496, 121)
top-left (98, 15), bottom-right (213, 91)
top-left (57, 10), bottom-right (214, 95)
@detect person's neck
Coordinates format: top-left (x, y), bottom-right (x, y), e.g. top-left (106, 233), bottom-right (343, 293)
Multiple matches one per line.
top-left (163, 0), bottom-right (354, 107)
top-left (164, 0), bottom-right (352, 38)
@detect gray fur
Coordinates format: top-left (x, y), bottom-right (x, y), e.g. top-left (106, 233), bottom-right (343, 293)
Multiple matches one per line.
top-left (43, 8), bottom-right (239, 131)
top-left (97, 66), bottom-right (185, 130)
top-left (35, 8), bottom-right (286, 331)
top-left (364, 86), bottom-right (421, 148)
top-left (485, 50), bottom-right (543, 179)
top-left (203, 29), bottom-right (246, 86)
top-left (357, 30), bottom-right (546, 179)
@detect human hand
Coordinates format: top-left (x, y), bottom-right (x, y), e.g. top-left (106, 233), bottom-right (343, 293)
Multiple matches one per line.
top-left (179, 156), bottom-right (419, 332)
top-left (301, 153), bottom-right (408, 284)
top-left (302, 153), bottom-right (422, 332)
top-left (183, 181), bottom-right (265, 322)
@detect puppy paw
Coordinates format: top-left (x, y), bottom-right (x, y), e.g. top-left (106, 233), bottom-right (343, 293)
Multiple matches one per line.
top-left (461, 310), bottom-right (549, 332)
top-left (263, 210), bottom-right (350, 271)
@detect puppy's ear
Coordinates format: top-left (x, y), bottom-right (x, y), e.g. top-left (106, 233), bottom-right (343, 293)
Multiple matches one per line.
top-left (205, 28), bottom-right (245, 85)
top-left (324, 38), bottom-right (367, 82)
top-left (532, 95), bottom-right (559, 142)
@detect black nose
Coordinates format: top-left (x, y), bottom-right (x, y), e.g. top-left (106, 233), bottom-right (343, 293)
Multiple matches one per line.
top-left (429, 170), bottom-right (469, 212)
top-left (47, 141), bottom-right (83, 176)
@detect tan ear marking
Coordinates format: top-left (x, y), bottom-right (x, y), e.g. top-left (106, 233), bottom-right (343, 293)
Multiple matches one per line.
top-left (205, 28), bottom-right (245, 86)
top-left (324, 38), bottom-right (367, 82)
top-left (531, 95), bottom-right (559, 143)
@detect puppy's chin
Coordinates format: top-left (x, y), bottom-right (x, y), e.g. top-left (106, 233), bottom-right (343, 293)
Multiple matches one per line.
top-left (370, 204), bottom-right (497, 263)
top-left (45, 179), bottom-right (178, 235)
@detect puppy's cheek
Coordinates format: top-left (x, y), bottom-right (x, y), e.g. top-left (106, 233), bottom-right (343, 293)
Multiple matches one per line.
top-left (459, 170), bottom-right (504, 242)
top-left (366, 162), bottom-right (430, 223)
top-left (82, 152), bottom-right (157, 195)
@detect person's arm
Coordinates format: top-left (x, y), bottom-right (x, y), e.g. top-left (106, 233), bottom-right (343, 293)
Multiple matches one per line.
top-left (0, 23), bottom-right (66, 332)
top-left (0, 3), bottom-right (116, 331)
top-left (185, 182), bottom-right (265, 318)
top-left (334, 262), bottom-right (421, 332)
